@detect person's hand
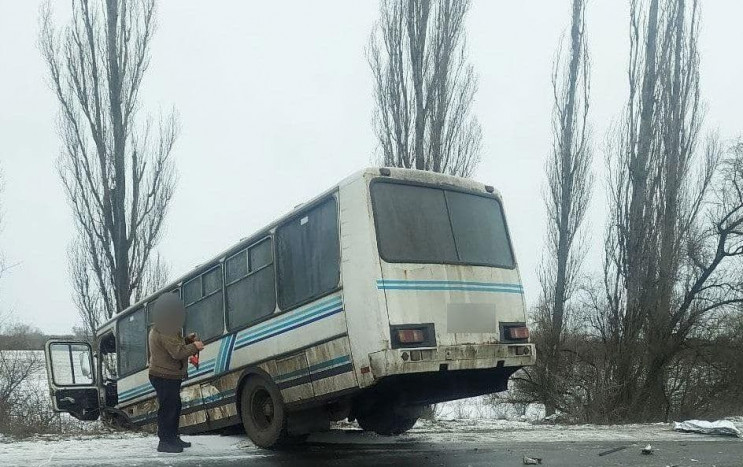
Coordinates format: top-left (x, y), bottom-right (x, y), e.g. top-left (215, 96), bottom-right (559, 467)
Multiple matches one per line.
top-left (194, 340), bottom-right (205, 351)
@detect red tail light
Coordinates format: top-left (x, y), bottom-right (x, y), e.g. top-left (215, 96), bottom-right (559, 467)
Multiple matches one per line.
top-left (397, 329), bottom-right (425, 344)
top-left (507, 326), bottom-right (530, 340)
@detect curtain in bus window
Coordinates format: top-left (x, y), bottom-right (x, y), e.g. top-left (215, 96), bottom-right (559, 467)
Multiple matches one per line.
top-left (118, 308), bottom-right (147, 376)
top-left (276, 198), bottom-right (340, 310)
top-left (445, 191), bottom-right (515, 268)
top-left (372, 183), bottom-right (458, 263)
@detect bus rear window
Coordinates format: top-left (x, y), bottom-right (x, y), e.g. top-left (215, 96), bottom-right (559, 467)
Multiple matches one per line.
top-left (371, 182), bottom-right (515, 268)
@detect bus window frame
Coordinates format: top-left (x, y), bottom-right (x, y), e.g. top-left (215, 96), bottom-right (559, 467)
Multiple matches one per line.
top-left (369, 178), bottom-right (518, 270)
top-left (48, 341), bottom-right (96, 388)
top-left (115, 306), bottom-right (148, 379)
top-left (274, 195), bottom-right (342, 313)
top-left (224, 236), bottom-right (277, 333)
top-left (183, 263), bottom-right (226, 345)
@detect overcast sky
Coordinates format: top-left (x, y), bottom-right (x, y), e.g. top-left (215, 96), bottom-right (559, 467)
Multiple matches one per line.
top-left (1, 1), bottom-right (742, 334)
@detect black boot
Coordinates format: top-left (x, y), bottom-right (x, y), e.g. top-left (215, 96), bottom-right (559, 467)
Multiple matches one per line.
top-left (157, 441), bottom-right (184, 453)
top-left (177, 437), bottom-right (192, 448)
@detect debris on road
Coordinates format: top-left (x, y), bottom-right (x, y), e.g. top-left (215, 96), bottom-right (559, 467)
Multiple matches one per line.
top-left (673, 420), bottom-right (742, 437)
top-left (598, 445), bottom-right (628, 456)
top-left (522, 455), bottom-right (543, 465)
top-left (641, 444), bottom-right (653, 455)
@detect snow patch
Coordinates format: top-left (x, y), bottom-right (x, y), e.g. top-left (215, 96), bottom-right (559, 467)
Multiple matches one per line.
top-left (0, 433), bottom-right (267, 467)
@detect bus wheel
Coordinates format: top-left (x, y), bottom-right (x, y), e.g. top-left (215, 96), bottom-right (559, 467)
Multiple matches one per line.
top-left (240, 375), bottom-right (286, 449)
top-left (356, 404), bottom-right (419, 436)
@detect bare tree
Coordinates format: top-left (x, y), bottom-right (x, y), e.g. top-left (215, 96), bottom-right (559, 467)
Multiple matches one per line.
top-left (601, 0), bottom-right (743, 420)
top-left (368, 0), bottom-right (481, 177)
top-left (39, 0), bottom-right (178, 336)
top-left (531, 0), bottom-right (593, 416)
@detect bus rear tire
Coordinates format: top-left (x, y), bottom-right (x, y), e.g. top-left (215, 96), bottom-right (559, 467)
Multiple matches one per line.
top-left (240, 375), bottom-right (286, 449)
top-left (356, 404), bottom-right (419, 436)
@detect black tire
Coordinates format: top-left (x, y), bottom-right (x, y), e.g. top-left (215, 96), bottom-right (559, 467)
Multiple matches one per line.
top-left (391, 416), bottom-right (418, 434)
top-left (240, 375), bottom-right (286, 449)
top-left (356, 404), bottom-right (419, 436)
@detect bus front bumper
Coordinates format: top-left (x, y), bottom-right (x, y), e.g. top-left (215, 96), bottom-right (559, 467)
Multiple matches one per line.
top-left (368, 343), bottom-right (536, 379)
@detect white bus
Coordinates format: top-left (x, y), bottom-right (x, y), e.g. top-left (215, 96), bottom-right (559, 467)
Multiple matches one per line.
top-left (45, 168), bottom-right (535, 448)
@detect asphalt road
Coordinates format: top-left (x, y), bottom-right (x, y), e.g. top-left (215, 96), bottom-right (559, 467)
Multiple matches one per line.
top-left (135, 436), bottom-right (743, 467)
top-left (9, 424), bottom-right (742, 466)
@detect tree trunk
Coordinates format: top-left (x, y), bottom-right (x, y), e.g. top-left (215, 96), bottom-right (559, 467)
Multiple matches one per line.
top-left (106, 0), bottom-right (131, 313)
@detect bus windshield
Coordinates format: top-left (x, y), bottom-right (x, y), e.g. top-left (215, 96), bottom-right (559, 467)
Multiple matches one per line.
top-left (371, 181), bottom-right (515, 268)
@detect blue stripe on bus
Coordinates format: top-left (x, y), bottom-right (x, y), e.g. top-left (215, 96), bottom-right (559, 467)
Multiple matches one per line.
top-left (377, 279), bottom-right (523, 293)
top-left (233, 297), bottom-right (343, 350)
top-left (132, 388), bottom-right (238, 424)
top-left (274, 355), bottom-right (352, 384)
top-left (119, 360), bottom-right (217, 402)
top-left (275, 367), bottom-right (310, 384)
top-left (214, 336), bottom-right (230, 375)
top-left (236, 296), bottom-right (342, 340)
top-left (223, 334), bottom-right (236, 372)
top-left (119, 384), bottom-right (153, 402)
top-left (119, 384), bottom-right (152, 399)
top-left (310, 355), bottom-right (351, 372)
top-left (188, 362), bottom-right (216, 379)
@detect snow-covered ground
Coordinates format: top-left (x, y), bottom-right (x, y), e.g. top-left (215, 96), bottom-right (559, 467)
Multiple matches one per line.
top-left (0, 432), bottom-right (267, 466)
top-left (435, 395), bottom-right (546, 422)
top-left (1, 350), bottom-right (94, 435)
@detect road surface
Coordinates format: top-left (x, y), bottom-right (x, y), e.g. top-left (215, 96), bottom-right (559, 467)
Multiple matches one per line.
top-left (3, 420), bottom-right (742, 466)
top-left (179, 437), bottom-right (743, 467)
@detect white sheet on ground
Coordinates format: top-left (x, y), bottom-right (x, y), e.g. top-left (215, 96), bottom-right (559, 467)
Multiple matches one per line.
top-left (673, 420), bottom-right (742, 437)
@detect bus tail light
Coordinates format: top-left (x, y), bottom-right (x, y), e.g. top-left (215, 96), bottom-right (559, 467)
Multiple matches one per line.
top-left (390, 323), bottom-right (435, 349)
top-left (397, 329), bottom-right (425, 344)
top-left (506, 326), bottom-right (530, 340)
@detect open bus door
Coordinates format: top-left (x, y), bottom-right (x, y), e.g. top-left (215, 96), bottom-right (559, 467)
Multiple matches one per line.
top-left (44, 340), bottom-right (100, 421)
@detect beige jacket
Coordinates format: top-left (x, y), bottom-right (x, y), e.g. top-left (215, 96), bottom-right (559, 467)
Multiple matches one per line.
top-left (148, 327), bottom-right (199, 380)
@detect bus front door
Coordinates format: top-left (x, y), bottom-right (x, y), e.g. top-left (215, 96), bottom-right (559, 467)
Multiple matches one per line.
top-left (44, 340), bottom-right (100, 421)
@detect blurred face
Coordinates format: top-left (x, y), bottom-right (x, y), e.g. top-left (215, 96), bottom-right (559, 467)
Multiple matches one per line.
top-left (154, 294), bottom-right (186, 333)
top-left (167, 308), bottom-right (185, 330)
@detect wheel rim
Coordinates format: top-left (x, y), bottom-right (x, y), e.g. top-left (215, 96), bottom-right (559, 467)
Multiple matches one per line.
top-left (250, 387), bottom-right (274, 430)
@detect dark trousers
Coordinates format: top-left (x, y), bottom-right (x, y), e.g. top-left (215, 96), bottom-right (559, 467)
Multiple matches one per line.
top-left (149, 375), bottom-right (182, 442)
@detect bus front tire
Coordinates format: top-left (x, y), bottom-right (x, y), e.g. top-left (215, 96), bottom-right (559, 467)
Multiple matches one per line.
top-left (240, 375), bottom-right (286, 449)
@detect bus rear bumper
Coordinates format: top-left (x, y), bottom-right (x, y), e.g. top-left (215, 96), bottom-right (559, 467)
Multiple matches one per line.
top-left (368, 343), bottom-right (536, 379)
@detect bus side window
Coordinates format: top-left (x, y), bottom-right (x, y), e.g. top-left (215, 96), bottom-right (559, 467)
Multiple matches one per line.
top-left (117, 308), bottom-right (147, 377)
top-left (226, 238), bottom-right (276, 331)
top-left (276, 197), bottom-right (340, 310)
top-left (184, 266), bottom-right (225, 341)
top-left (99, 333), bottom-right (117, 381)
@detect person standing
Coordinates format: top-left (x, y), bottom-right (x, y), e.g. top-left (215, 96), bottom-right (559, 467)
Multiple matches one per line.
top-left (148, 293), bottom-right (204, 453)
